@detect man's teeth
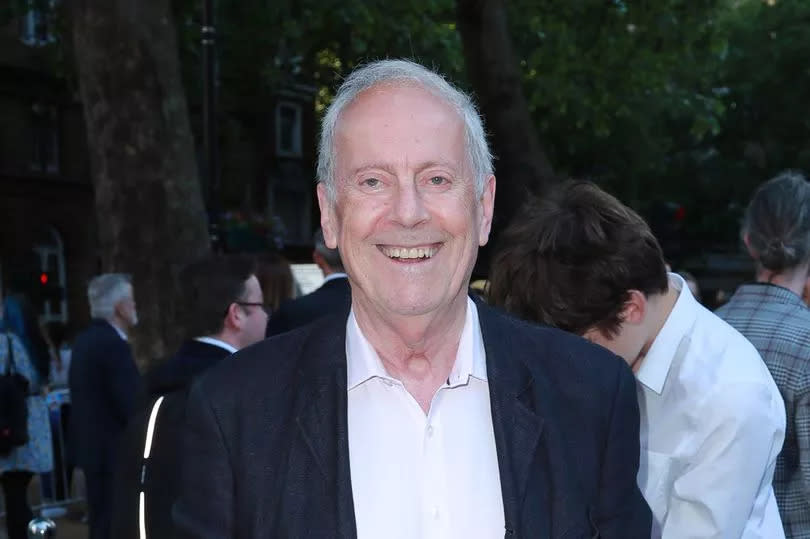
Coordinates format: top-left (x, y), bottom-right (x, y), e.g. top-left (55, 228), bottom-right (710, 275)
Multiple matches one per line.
top-left (382, 246), bottom-right (437, 259)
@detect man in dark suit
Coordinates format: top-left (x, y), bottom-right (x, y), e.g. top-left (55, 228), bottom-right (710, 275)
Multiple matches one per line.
top-left (266, 228), bottom-right (350, 336)
top-left (69, 274), bottom-right (141, 539)
top-left (174, 59), bottom-right (651, 538)
top-left (112, 255), bottom-right (267, 539)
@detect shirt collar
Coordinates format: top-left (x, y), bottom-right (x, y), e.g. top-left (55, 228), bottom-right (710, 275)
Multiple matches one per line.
top-left (109, 322), bottom-right (128, 342)
top-left (346, 296), bottom-right (486, 390)
top-left (323, 272), bottom-right (348, 284)
top-left (194, 336), bottom-right (238, 354)
top-left (636, 273), bottom-right (698, 395)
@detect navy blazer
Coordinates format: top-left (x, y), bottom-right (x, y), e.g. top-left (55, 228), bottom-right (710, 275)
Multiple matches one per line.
top-left (68, 319), bottom-right (141, 474)
top-left (266, 276), bottom-right (351, 337)
top-left (175, 301), bottom-right (651, 538)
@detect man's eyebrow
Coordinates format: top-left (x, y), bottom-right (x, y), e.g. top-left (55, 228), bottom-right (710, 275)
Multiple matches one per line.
top-left (350, 161), bottom-right (461, 175)
top-left (350, 163), bottom-right (398, 176)
top-left (414, 160), bottom-right (460, 173)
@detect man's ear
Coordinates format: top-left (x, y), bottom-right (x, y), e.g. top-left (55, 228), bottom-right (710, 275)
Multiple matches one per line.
top-left (622, 290), bottom-right (647, 325)
top-left (312, 250), bottom-right (326, 272)
top-left (478, 175), bottom-right (496, 246)
top-left (223, 302), bottom-right (242, 331)
top-left (317, 183), bottom-right (339, 249)
top-left (113, 300), bottom-right (126, 319)
top-left (742, 232), bottom-right (757, 258)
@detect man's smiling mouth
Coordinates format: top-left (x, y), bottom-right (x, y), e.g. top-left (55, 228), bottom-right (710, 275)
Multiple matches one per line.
top-left (378, 244), bottom-right (441, 260)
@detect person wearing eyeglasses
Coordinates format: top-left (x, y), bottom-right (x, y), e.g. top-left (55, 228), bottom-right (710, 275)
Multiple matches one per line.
top-left (111, 255), bottom-right (267, 539)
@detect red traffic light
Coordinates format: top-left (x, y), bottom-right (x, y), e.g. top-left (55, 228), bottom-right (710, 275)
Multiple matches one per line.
top-left (39, 273), bottom-right (49, 285)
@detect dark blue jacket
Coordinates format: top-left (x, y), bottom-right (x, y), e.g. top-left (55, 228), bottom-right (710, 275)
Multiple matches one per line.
top-left (68, 319), bottom-right (141, 474)
top-left (112, 339), bottom-right (232, 539)
top-left (174, 300), bottom-right (651, 538)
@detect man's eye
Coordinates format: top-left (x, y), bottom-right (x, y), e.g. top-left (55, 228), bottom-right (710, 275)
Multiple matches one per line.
top-left (429, 176), bottom-right (448, 186)
top-left (362, 178), bottom-right (381, 188)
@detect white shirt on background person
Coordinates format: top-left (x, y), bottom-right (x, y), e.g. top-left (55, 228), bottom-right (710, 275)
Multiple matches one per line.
top-left (638, 274), bottom-right (785, 538)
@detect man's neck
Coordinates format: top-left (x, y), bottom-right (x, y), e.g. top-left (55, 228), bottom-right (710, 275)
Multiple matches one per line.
top-left (352, 293), bottom-right (468, 412)
top-left (756, 265), bottom-right (809, 297)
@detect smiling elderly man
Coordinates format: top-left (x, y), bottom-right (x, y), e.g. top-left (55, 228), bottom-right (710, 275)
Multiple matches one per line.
top-left (173, 59), bottom-right (651, 539)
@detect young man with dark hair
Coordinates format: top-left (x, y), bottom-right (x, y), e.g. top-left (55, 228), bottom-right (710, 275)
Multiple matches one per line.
top-left (490, 180), bottom-right (786, 538)
top-left (112, 255), bottom-right (267, 539)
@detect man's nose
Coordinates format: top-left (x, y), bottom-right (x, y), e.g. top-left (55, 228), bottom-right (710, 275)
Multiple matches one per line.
top-left (391, 181), bottom-right (429, 227)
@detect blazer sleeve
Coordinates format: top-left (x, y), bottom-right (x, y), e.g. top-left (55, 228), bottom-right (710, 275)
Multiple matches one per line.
top-left (173, 380), bottom-right (235, 539)
top-left (593, 363), bottom-right (652, 537)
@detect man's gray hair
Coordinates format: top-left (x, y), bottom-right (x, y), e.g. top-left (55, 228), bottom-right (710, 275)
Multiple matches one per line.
top-left (313, 228), bottom-right (344, 271)
top-left (317, 59), bottom-right (493, 202)
top-left (742, 170), bottom-right (810, 272)
top-left (87, 273), bottom-right (132, 319)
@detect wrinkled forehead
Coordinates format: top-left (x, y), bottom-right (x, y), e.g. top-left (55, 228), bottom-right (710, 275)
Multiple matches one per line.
top-left (334, 84), bottom-right (468, 171)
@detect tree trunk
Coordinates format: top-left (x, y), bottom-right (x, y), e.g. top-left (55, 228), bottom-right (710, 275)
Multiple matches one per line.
top-left (455, 0), bottom-right (557, 232)
top-left (70, 0), bottom-right (210, 369)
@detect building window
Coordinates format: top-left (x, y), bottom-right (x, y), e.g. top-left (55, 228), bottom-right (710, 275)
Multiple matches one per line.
top-left (275, 102), bottom-right (302, 158)
top-left (31, 103), bottom-right (59, 174)
top-left (20, 0), bottom-right (57, 47)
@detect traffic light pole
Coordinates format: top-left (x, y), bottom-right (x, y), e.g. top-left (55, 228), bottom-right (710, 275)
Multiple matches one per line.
top-left (202, 0), bottom-right (220, 250)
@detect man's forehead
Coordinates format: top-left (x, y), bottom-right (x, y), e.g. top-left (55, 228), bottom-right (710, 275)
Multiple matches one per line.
top-left (333, 86), bottom-right (466, 169)
top-left (337, 83), bottom-right (460, 128)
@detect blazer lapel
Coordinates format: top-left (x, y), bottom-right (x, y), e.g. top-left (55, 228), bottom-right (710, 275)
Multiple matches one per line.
top-left (478, 301), bottom-right (547, 536)
top-left (295, 314), bottom-right (357, 539)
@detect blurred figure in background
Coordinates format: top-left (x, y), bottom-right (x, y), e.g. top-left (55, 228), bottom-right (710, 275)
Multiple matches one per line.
top-left (45, 321), bottom-right (71, 387)
top-left (69, 273), bottom-right (141, 539)
top-left (113, 255), bottom-right (267, 539)
top-left (469, 278), bottom-right (490, 302)
top-left (40, 321), bottom-right (73, 509)
top-left (255, 251), bottom-right (295, 316)
top-left (0, 293), bottom-right (53, 539)
top-left (266, 228), bottom-right (350, 336)
top-left (677, 271), bottom-right (701, 303)
top-left (717, 171), bottom-right (810, 538)
top-left (489, 181), bottom-right (785, 538)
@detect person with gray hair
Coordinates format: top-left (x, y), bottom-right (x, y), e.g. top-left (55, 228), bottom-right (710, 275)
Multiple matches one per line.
top-left (87, 273), bottom-right (138, 326)
top-left (265, 228), bottom-right (350, 336)
top-left (174, 59), bottom-right (650, 538)
top-left (69, 273), bottom-right (141, 539)
top-left (717, 170), bottom-right (810, 538)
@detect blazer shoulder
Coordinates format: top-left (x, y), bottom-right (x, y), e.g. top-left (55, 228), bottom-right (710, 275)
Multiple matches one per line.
top-left (194, 314), bottom-right (345, 407)
top-left (480, 302), bottom-right (632, 391)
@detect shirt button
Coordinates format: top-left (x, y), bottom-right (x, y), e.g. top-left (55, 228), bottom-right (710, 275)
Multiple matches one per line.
top-left (432, 506), bottom-right (440, 519)
top-left (426, 425), bottom-right (434, 437)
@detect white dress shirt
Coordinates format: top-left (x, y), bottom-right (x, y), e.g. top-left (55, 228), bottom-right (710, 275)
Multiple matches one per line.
top-left (322, 272), bottom-right (348, 284)
top-left (193, 336), bottom-right (238, 354)
top-left (638, 274), bottom-right (786, 538)
top-left (346, 297), bottom-right (505, 539)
